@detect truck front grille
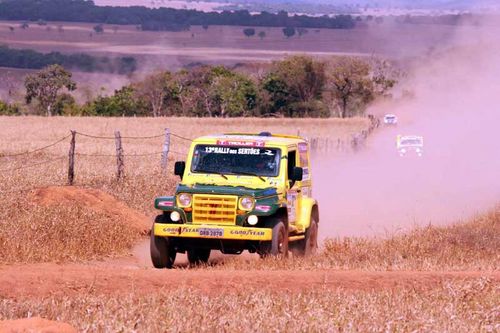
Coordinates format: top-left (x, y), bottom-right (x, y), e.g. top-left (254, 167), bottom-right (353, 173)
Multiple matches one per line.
top-left (192, 194), bottom-right (237, 225)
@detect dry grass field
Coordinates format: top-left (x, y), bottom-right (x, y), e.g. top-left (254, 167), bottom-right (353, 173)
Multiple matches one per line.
top-left (0, 20), bottom-right (457, 60)
top-left (0, 19), bottom-right (476, 100)
top-left (0, 116), bottom-right (498, 332)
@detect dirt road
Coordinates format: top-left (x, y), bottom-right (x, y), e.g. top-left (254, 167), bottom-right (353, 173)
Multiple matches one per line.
top-left (1, 257), bottom-right (496, 299)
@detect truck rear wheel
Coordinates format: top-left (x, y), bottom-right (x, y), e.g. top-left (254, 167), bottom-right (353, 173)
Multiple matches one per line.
top-left (259, 220), bottom-right (288, 258)
top-left (187, 248), bottom-right (211, 266)
top-left (150, 221), bottom-right (176, 269)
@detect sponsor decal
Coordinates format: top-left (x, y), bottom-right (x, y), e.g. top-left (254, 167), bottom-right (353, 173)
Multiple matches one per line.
top-left (298, 142), bottom-right (308, 152)
top-left (229, 229), bottom-right (266, 237)
top-left (204, 146), bottom-right (265, 155)
top-left (287, 190), bottom-right (298, 224)
top-left (302, 186), bottom-right (312, 198)
top-left (255, 204), bottom-right (271, 212)
top-left (163, 227), bottom-right (181, 234)
top-left (302, 167), bottom-right (310, 181)
top-left (216, 140), bottom-right (265, 147)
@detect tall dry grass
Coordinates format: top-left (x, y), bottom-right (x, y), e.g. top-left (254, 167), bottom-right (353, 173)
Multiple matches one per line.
top-left (0, 116), bottom-right (498, 270)
top-left (1, 278), bottom-right (498, 332)
top-left (210, 207), bottom-right (499, 271)
top-left (0, 116), bottom-right (369, 264)
top-left (0, 201), bottom-right (140, 264)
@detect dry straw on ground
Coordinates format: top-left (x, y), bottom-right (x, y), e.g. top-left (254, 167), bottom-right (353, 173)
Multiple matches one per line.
top-left (1, 278), bottom-right (498, 332)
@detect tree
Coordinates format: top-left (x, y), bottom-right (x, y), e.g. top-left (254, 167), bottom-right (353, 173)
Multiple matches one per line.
top-left (258, 31), bottom-right (266, 39)
top-left (170, 65), bottom-right (257, 117)
top-left (52, 93), bottom-right (78, 115)
top-left (261, 55), bottom-right (325, 117)
top-left (172, 67), bottom-right (212, 116)
top-left (93, 24), bottom-right (104, 34)
top-left (282, 27), bottom-right (295, 38)
top-left (20, 22), bottom-right (29, 29)
top-left (0, 101), bottom-right (20, 115)
top-left (243, 28), bottom-right (255, 37)
top-left (297, 28), bottom-right (308, 36)
top-left (8, 26), bottom-right (14, 33)
top-left (210, 73), bottom-right (257, 117)
top-left (370, 58), bottom-right (399, 97)
top-left (87, 86), bottom-right (147, 116)
top-left (134, 71), bottom-right (175, 117)
top-left (24, 65), bottom-right (76, 116)
top-left (325, 57), bottom-right (374, 118)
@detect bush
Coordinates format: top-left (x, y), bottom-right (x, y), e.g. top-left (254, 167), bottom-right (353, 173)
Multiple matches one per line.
top-left (243, 28), bottom-right (255, 37)
top-left (0, 100), bottom-right (20, 115)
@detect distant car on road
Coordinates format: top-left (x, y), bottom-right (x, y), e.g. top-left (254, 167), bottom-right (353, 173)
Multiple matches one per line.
top-left (383, 114), bottom-right (398, 125)
top-left (397, 135), bottom-right (423, 157)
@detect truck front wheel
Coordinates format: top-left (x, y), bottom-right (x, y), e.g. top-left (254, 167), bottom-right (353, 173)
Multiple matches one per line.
top-left (291, 218), bottom-right (318, 257)
top-left (150, 223), bottom-right (176, 269)
top-left (259, 220), bottom-right (288, 258)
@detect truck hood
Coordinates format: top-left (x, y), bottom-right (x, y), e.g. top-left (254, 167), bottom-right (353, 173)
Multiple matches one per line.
top-left (176, 184), bottom-right (280, 199)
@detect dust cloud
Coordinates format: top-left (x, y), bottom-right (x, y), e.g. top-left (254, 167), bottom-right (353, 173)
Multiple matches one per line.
top-left (314, 21), bottom-right (500, 238)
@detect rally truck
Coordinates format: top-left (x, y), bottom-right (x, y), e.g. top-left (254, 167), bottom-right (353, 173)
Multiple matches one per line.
top-left (397, 135), bottom-right (424, 157)
top-left (150, 132), bottom-right (319, 268)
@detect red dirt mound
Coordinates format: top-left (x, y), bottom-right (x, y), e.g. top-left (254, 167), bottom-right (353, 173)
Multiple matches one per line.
top-left (31, 186), bottom-right (150, 235)
top-left (0, 317), bottom-right (76, 333)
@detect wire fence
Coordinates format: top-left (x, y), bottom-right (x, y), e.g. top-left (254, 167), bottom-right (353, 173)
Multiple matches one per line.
top-left (0, 134), bottom-right (72, 158)
top-left (0, 128), bottom-right (192, 185)
top-left (0, 116), bottom-right (380, 189)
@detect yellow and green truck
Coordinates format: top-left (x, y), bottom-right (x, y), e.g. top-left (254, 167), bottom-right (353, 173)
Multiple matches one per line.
top-left (151, 132), bottom-right (319, 268)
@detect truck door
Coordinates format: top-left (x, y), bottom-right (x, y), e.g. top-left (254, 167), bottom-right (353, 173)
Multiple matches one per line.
top-left (286, 149), bottom-right (300, 226)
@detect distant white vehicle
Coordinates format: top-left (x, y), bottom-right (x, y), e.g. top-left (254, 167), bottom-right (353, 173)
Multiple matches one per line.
top-left (397, 135), bottom-right (424, 157)
top-left (383, 114), bottom-right (398, 125)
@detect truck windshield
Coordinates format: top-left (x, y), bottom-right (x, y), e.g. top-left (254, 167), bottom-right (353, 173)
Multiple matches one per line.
top-left (400, 139), bottom-right (423, 146)
top-left (191, 145), bottom-right (281, 177)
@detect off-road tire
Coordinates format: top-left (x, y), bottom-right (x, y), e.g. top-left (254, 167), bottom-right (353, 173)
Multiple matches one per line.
top-left (259, 220), bottom-right (288, 258)
top-left (291, 218), bottom-right (318, 257)
top-left (187, 248), bottom-right (211, 266)
top-left (150, 218), bottom-right (176, 269)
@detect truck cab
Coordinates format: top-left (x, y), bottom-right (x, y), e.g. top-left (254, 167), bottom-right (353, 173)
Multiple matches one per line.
top-left (151, 132), bottom-right (320, 268)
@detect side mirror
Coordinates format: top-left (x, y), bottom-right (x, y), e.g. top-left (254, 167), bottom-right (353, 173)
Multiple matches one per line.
top-left (290, 166), bottom-right (303, 182)
top-left (174, 161), bottom-right (186, 179)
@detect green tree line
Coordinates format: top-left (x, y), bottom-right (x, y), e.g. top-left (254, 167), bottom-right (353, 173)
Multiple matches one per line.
top-left (0, 56), bottom-right (399, 118)
top-left (0, 46), bottom-right (137, 74)
top-left (0, 0), bottom-right (356, 31)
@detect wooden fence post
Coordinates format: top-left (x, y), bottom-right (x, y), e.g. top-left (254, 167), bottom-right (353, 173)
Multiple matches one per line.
top-left (161, 128), bottom-right (170, 170)
top-left (68, 130), bottom-right (76, 185)
top-left (114, 130), bottom-right (124, 180)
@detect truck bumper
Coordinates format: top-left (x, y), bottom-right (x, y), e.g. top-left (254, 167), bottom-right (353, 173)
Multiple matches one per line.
top-left (154, 223), bottom-right (273, 241)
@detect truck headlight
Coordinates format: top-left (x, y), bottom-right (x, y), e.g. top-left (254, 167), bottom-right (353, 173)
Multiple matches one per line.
top-left (247, 215), bottom-right (258, 226)
top-left (177, 193), bottom-right (192, 207)
top-left (239, 196), bottom-right (255, 210)
top-left (170, 211), bottom-right (181, 222)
